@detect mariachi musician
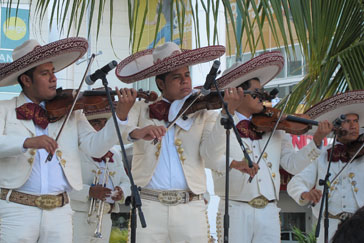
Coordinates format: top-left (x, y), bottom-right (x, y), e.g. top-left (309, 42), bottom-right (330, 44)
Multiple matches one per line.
top-left (114, 41), bottom-right (237, 243)
top-left (0, 37), bottom-right (136, 243)
top-left (70, 105), bottom-right (131, 243)
top-left (288, 90), bottom-right (364, 243)
top-left (206, 52), bottom-right (332, 243)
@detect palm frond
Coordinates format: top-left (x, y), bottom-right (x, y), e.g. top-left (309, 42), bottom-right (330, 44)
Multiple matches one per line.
top-left (3, 0), bottom-right (363, 113)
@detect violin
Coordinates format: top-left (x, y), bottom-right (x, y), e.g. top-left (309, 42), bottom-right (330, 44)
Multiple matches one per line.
top-left (178, 92), bottom-right (222, 119)
top-left (177, 89), bottom-right (275, 119)
top-left (178, 91), bottom-right (319, 135)
top-left (251, 106), bottom-right (319, 135)
top-left (46, 88), bottom-right (158, 122)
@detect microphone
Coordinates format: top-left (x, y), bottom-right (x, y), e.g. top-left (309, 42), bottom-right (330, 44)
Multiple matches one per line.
top-left (201, 60), bottom-right (220, 95)
top-left (260, 88), bottom-right (279, 101)
top-left (269, 88), bottom-right (279, 98)
top-left (85, 60), bottom-right (118, 85)
top-left (333, 114), bottom-right (346, 128)
top-left (332, 114), bottom-right (347, 136)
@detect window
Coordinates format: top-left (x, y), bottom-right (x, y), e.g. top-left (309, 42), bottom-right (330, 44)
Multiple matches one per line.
top-left (226, 44), bottom-right (306, 80)
top-left (287, 45), bottom-right (304, 77)
top-left (281, 232), bottom-right (290, 240)
top-left (280, 212), bottom-right (306, 232)
top-left (133, 77), bottom-right (161, 95)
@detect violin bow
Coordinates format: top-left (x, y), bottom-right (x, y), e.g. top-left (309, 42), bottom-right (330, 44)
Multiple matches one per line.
top-left (248, 92), bottom-right (292, 183)
top-left (329, 141), bottom-right (364, 184)
top-left (152, 91), bottom-right (203, 145)
top-left (45, 54), bottom-right (96, 162)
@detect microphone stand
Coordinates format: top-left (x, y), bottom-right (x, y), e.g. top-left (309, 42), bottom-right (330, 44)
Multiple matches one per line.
top-left (100, 75), bottom-right (146, 243)
top-left (315, 132), bottom-right (337, 243)
top-left (211, 81), bottom-right (254, 243)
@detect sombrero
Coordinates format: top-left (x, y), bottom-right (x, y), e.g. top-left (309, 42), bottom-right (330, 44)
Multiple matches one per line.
top-left (84, 102), bottom-right (116, 120)
top-left (216, 51), bottom-right (284, 89)
top-left (0, 37), bottom-right (88, 87)
top-left (115, 42), bottom-right (225, 83)
top-left (305, 90), bottom-right (364, 133)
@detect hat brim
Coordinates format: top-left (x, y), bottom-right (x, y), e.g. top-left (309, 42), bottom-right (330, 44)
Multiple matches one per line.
top-left (115, 45), bottom-right (226, 83)
top-left (0, 37), bottom-right (88, 87)
top-left (305, 90), bottom-right (364, 134)
top-left (85, 111), bottom-right (112, 121)
top-left (84, 101), bottom-right (116, 120)
top-left (216, 51), bottom-right (284, 89)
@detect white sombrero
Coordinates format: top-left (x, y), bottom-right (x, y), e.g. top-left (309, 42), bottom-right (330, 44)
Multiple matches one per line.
top-left (0, 37), bottom-right (88, 87)
top-left (115, 42), bottom-right (226, 83)
top-left (305, 90), bottom-right (364, 134)
top-left (84, 101), bottom-right (116, 120)
top-left (216, 51), bottom-right (284, 89)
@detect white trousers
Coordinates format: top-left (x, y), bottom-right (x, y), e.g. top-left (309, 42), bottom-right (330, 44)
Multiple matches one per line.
top-left (0, 199), bottom-right (73, 243)
top-left (316, 218), bottom-right (340, 243)
top-left (72, 211), bottom-right (112, 243)
top-left (217, 199), bottom-right (281, 243)
top-left (131, 199), bottom-right (209, 243)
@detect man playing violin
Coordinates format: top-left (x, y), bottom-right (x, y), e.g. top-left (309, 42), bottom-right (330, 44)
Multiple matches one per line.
top-left (0, 38), bottom-right (136, 243)
top-left (115, 42), bottom-right (232, 243)
top-left (207, 52), bottom-right (332, 243)
top-left (288, 90), bottom-right (364, 243)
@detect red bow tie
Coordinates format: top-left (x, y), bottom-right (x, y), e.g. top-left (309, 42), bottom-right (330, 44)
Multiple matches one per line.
top-left (236, 120), bottom-right (263, 140)
top-left (149, 100), bottom-right (171, 122)
top-left (92, 151), bottom-right (114, 163)
top-left (327, 144), bottom-right (350, 162)
top-left (16, 103), bottom-right (49, 129)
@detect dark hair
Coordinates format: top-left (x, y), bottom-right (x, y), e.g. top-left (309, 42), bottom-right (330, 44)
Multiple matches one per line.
top-left (238, 77), bottom-right (260, 90)
top-left (155, 72), bottom-right (170, 92)
top-left (17, 67), bottom-right (36, 89)
top-left (332, 207), bottom-right (364, 243)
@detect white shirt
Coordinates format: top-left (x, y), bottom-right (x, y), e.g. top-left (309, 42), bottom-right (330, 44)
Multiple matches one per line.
top-left (146, 93), bottom-right (196, 191)
top-left (18, 96), bottom-right (71, 195)
top-left (18, 96), bottom-right (128, 195)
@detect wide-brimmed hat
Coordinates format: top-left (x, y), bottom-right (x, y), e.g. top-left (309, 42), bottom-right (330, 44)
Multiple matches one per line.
top-left (216, 51), bottom-right (284, 89)
top-left (305, 90), bottom-right (364, 133)
top-left (0, 37), bottom-right (88, 87)
top-left (115, 42), bottom-right (225, 83)
top-left (84, 102), bottom-right (116, 121)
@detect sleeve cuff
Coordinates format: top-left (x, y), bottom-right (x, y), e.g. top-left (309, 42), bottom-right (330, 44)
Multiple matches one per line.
top-left (22, 137), bottom-right (29, 153)
top-left (116, 116), bottom-right (128, 125)
top-left (127, 133), bottom-right (138, 142)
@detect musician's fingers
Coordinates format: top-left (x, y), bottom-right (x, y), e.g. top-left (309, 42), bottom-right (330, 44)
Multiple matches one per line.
top-left (237, 87), bottom-right (245, 97)
top-left (115, 86), bottom-right (122, 100)
top-left (311, 189), bottom-right (322, 203)
top-left (130, 88), bottom-right (137, 98)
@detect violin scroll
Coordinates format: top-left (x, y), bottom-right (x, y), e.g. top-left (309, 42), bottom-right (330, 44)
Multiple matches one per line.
top-left (136, 89), bottom-right (158, 103)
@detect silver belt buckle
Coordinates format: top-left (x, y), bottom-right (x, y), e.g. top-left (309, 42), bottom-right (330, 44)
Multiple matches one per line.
top-left (157, 191), bottom-right (184, 206)
top-left (34, 195), bottom-right (60, 210)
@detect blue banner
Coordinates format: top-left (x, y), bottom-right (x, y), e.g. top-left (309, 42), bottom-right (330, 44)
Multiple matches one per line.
top-left (1, 7), bottom-right (30, 49)
top-left (0, 49), bottom-right (13, 63)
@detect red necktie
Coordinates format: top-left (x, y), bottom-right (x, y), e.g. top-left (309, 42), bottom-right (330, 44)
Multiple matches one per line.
top-left (149, 100), bottom-right (171, 122)
top-left (16, 103), bottom-right (49, 129)
top-left (327, 144), bottom-right (350, 162)
top-left (236, 120), bottom-right (263, 140)
top-left (92, 151), bottom-right (114, 163)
